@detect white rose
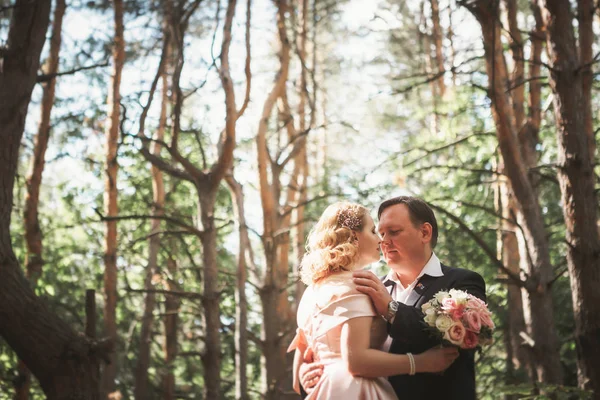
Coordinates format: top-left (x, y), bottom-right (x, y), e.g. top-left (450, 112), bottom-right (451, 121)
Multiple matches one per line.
top-left (449, 289), bottom-right (469, 305)
top-left (434, 291), bottom-right (450, 303)
top-left (421, 302), bottom-right (432, 312)
top-left (424, 312), bottom-right (437, 327)
top-left (449, 289), bottom-right (469, 300)
top-left (435, 314), bottom-right (454, 332)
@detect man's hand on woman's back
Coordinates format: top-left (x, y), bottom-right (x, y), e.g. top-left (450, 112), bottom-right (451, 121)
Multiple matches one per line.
top-left (298, 347), bottom-right (323, 394)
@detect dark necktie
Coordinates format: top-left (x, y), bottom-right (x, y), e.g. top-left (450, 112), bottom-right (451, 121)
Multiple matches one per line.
top-left (383, 279), bottom-right (395, 296)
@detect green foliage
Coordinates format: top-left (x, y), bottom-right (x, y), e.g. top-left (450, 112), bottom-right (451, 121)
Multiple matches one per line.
top-left (2, 0), bottom-right (598, 398)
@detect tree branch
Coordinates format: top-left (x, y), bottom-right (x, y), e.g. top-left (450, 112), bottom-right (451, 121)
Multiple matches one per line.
top-left (236, 0), bottom-right (252, 119)
top-left (125, 287), bottom-right (203, 300)
top-left (36, 61), bottom-right (109, 83)
top-left (428, 202), bottom-right (526, 287)
top-left (94, 208), bottom-right (203, 238)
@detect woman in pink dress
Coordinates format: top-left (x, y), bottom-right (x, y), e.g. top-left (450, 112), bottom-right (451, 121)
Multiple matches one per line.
top-left (288, 202), bottom-right (458, 399)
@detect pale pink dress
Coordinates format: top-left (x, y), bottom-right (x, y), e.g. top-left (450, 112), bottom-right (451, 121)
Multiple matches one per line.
top-left (288, 272), bottom-right (398, 400)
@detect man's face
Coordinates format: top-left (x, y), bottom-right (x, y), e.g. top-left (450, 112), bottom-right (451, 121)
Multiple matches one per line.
top-left (378, 203), bottom-right (430, 269)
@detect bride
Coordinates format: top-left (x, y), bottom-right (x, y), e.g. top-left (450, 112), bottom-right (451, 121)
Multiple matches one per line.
top-left (288, 201), bottom-right (458, 399)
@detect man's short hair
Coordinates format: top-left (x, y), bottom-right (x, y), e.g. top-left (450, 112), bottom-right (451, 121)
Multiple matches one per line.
top-left (378, 196), bottom-right (438, 248)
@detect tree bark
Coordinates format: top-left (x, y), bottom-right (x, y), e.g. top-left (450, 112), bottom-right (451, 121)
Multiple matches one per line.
top-left (419, 2), bottom-right (439, 134)
top-left (539, 0), bottom-right (600, 394)
top-left (495, 172), bottom-right (535, 385)
top-left (255, 1), bottom-right (297, 398)
top-left (430, 0), bottom-right (446, 97)
top-left (465, 0), bottom-right (563, 385)
top-left (139, 1), bottom-right (240, 398)
top-left (163, 257), bottom-right (180, 400)
top-left (576, 0), bottom-right (595, 161)
top-left (134, 36), bottom-right (169, 400)
top-left (503, 0), bottom-right (525, 130)
top-left (0, 1), bottom-right (102, 398)
top-left (17, 0), bottom-right (66, 397)
top-left (225, 2), bottom-right (253, 395)
top-left (226, 172), bottom-right (251, 400)
top-left (198, 1), bottom-right (239, 398)
top-left (293, 0), bottom-right (310, 308)
top-left (101, 0), bottom-right (125, 397)
top-left (447, 0), bottom-right (458, 87)
top-left (519, 0), bottom-right (545, 179)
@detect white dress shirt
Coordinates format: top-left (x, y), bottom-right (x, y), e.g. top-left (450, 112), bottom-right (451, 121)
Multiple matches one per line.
top-left (381, 252), bottom-right (444, 351)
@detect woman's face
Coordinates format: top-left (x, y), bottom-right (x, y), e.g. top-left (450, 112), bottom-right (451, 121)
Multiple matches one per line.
top-left (355, 215), bottom-right (382, 267)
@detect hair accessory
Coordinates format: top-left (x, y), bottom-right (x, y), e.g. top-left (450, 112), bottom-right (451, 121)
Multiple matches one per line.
top-left (337, 208), bottom-right (361, 231)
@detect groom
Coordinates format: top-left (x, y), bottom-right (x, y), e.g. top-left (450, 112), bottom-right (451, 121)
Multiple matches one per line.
top-left (299, 196), bottom-right (486, 399)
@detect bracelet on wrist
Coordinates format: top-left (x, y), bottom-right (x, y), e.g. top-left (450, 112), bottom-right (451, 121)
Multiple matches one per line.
top-left (407, 352), bottom-right (416, 376)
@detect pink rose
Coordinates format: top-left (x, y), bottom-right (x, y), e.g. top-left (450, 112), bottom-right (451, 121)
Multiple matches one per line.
top-left (444, 321), bottom-right (466, 346)
top-left (451, 305), bottom-right (466, 320)
top-left (464, 311), bottom-right (481, 332)
top-left (442, 298), bottom-right (466, 319)
top-left (463, 330), bottom-right (479, 349)
top-left (479, 312), bottom-right (495, 329)
top-left (442, 297), bottom-right (457, 310)
top-left (467, 298), bottom-right (486, 311)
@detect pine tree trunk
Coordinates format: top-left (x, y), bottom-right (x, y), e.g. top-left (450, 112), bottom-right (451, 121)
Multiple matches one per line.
top-left (429, 0), bottom-right (446, 97)
top-left (503, 0), bottom-right (525, 129)
top-left (465, 0), bottom-right (563, 385)
top-left (576, 0), bottom-right (595, 161)
top-left (520, 0), bottom-right (545, 179)
top-left (101, 0), bottom-right (125, 397)
top-left (447, 0), bottom-right (457, 87)
top-left (198, 1), bottom-right (240, 397)
top-left (500, 1), bottom-right (542, 384)
top-left (162, 258), bottom-right (180, 400)
top-left (134, 45), bottom-right (169, 400)
top-left (255, 1), bottom-right (297, 397)
top-left (496, 174), bottom-right (534, 382)
top-left (540, 0), bottom-right (600, 394)
top-left (293, 0), bottom-right (309, 308)
top-left (226, 173), bottom-right (250, 400)
top-left (16, 0), bottom-right (66, 397)
top-left (138, 1), bottom-right (242, 398)
top-left (198, 192), bottom-right (221, 399)
top-left (0, 1), bottom-right (101, 398)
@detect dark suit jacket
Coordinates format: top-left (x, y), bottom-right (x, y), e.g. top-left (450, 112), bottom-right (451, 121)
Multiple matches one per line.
top-left (387, 264), bottom-right (486, 400)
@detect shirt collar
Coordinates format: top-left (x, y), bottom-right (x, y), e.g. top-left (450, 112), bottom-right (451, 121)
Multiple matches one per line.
top-left (382, 252), bottom-right (444, 286)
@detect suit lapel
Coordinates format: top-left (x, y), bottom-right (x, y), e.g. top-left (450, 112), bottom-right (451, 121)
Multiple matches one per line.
top-left (409, 274), bottom-right (440, 307)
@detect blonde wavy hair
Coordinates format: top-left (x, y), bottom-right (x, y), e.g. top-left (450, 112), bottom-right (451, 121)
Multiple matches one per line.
top-left (299, 202), bottom-right (369, 285)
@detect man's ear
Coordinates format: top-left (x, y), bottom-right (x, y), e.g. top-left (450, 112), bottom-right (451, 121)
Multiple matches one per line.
top-left (420, 223), bottom-right (433, 244)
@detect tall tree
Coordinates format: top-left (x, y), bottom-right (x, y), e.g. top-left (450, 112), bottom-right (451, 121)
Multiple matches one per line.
top-left (429, 0), bottom-right (446, 97)
top-left (134, 21), bottom-right (171, 400)
top-left (576, 0), bottom-right (595, 162)
top-left (0, 1), bottom-right (102, 397)
top-left (495, 0), bottom-right (546, 386)
top-left (163, 257), bottom-right (180, 400)
top-left (462, 0), bottom-right (563, 385)
top-left (255, 0), bottom-right (313, 397)
top-left (226, 171), bottom-right (252, 400)
top-left (101, 0), bottom-right (125, 396)
top-left (16, 0), bottom-right (67, 397)
top-left (292, 0), bottom-right (311, 307)
top-left (539, 0), bottom-right (600, 394)
top-left (136, 0), bottom-right (244, 397)
top-left (494, 173), bottom-right (535, 390)
top-left (227, 1), bottom-right (252, 398)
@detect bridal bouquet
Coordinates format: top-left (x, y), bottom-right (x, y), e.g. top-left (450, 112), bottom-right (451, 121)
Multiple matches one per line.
top-left (422, 289), bottom-right (494, 349)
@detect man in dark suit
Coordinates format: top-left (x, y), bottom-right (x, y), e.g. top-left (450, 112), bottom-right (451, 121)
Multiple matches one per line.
top-left (299, 196), bottom-right (486, 399)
